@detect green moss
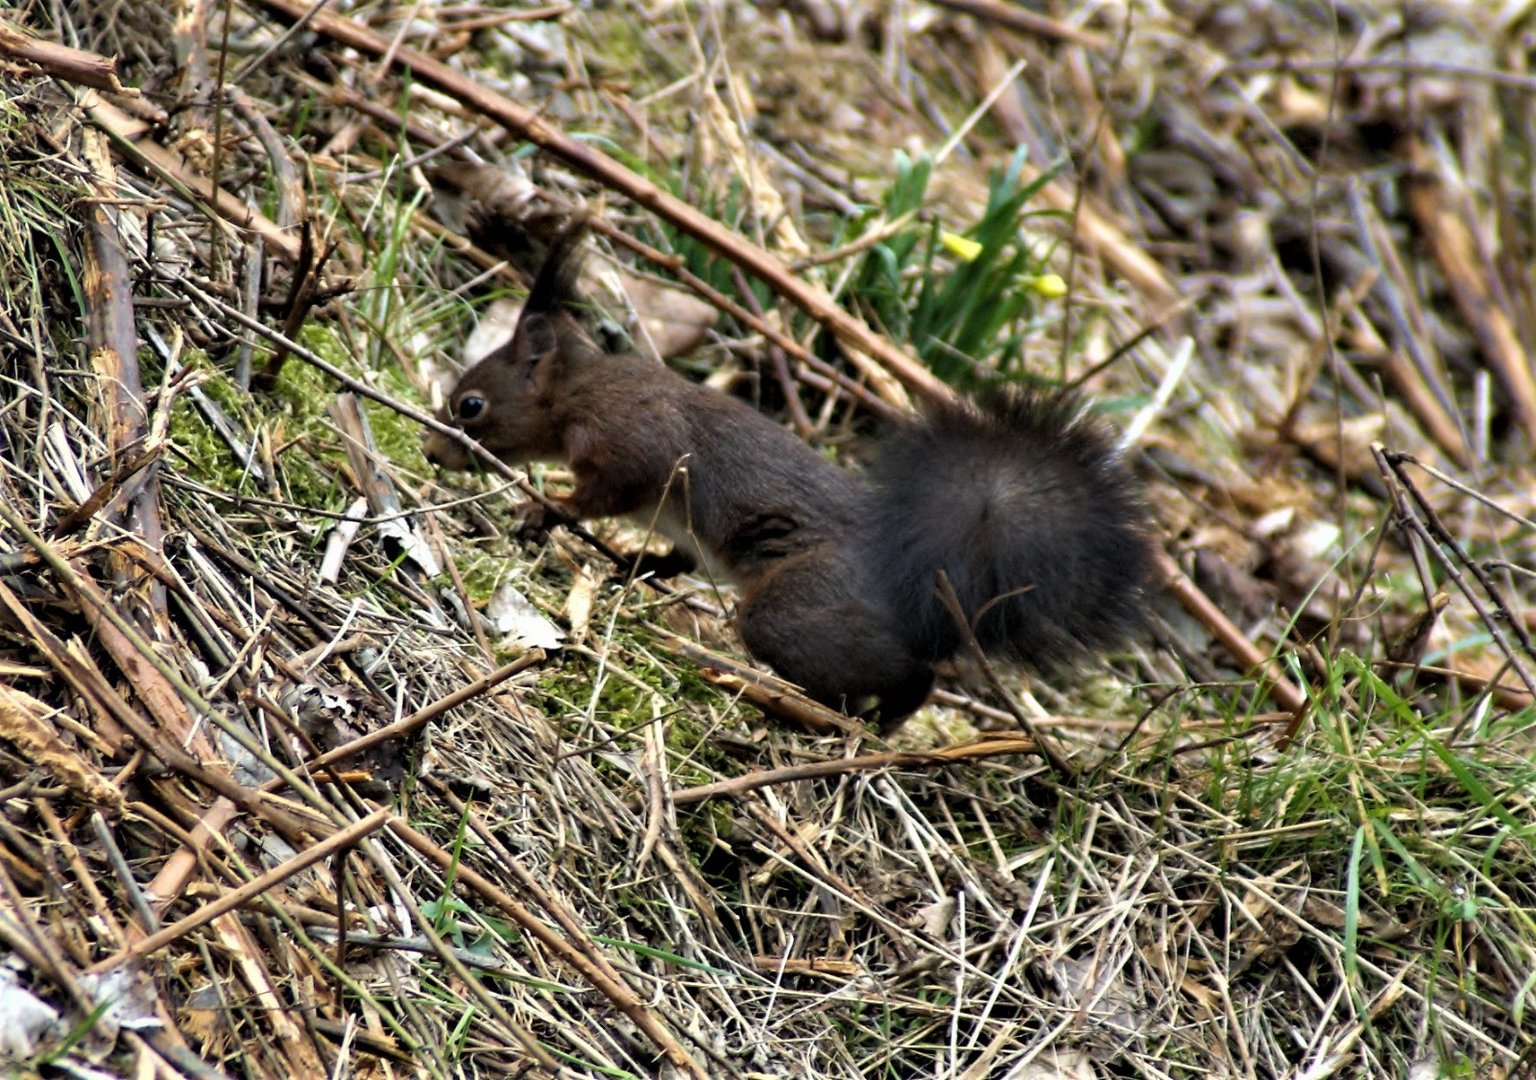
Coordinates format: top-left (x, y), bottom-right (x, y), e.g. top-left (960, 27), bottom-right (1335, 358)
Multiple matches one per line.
top-left (364, 397), bottom-right (429, 473)
top-left (450, 546), bottom-right (515, 606)
top-left (161, 344), bottom-right (358, 523)
top-left (275, 334), bottom-right (341, 420)
top-left (166, 356), bottom-right (270, 492)
top-left (506, 612), bottom-right (741, 788)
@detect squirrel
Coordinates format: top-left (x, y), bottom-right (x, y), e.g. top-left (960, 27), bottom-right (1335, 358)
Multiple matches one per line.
top-left (424, 215), bottom-right (1152, 724)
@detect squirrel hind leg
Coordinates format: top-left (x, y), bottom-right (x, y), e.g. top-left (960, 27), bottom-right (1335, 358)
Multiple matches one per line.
top-left (736, 562), bottom-right (935, 723)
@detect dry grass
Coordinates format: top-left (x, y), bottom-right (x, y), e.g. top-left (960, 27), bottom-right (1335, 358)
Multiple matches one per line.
top-left (1, 1), bottom-right (1535, 1077)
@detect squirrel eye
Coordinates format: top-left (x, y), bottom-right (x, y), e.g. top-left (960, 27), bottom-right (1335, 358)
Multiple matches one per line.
top-left (456, 393), bottom-right (486, 422)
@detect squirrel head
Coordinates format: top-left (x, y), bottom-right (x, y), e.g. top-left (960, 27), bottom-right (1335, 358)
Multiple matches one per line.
top-left (423, 212), bottom-right (592, 471)
top-left (422, 308), bottom-right (574, 470)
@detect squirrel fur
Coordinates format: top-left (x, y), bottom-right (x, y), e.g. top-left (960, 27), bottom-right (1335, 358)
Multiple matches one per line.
top-left (424, 216), bottom-right (1151, 723)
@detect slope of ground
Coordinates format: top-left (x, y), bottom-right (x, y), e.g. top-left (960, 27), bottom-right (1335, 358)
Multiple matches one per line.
top-left (1, 1), bottom-right (1534, 1077)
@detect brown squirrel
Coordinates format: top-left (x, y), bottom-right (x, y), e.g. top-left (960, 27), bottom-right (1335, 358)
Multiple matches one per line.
top-left (424, 216), bottom-right (1152, 723)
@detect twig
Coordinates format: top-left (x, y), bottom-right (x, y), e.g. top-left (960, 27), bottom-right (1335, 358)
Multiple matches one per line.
top-left (1153, 549), bottom-right (1311, 727)
top-left (386, 816), bottom-right (714, 1080)
top-left (259, 651), bottom-right (547, 793)
top-left (924, 0), bottom-right (1108, 49)
top-left (0, 18), bottom-right (132, 92)
top-left (48, 445), bottom-right (162, 537)
top-left (81, 127), bottom-right (169, 620)
top-left (1220, 56), bottom-right (1536, 93)
top-left (1374, 660), bottom-right (1532, 713)
top-left (87, 807), bottom-right (390, 973)
top-left (1389, 451), bottom-right (1536, 534)
top-left (427, 775), bottom-right (662, 1014)
top-left (934, 570), bottom-right (1076, 779)
top-left (1375, 445), bottom-right (1536, 699)
top-left (649, 626), bottom-right (860, 736)
top-left (730, 263), bottom-right (814, 436)
top-left (1403, 136), bottom-right (1536, 446)
top-left (591, 216), bottom-right (901, 420)
top-left (662, 734), bottom-right (1040, 807)
top-left (0, 504), bottom-right (350, 828)
top-left (81, 94), bottom-right (301, 262)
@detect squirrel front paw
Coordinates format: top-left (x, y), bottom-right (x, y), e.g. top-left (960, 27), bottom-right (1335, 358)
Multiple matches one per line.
top-left (513, 499), bottom-right (575, 539)
top-left (629, 548), bottom-right (698, 580)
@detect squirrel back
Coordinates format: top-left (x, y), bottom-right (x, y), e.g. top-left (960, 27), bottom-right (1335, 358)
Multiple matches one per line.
top-left (426, 214), bottom-right (1151, 723)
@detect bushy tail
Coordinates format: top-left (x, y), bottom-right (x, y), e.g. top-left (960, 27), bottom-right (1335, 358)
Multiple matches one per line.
top-left (863, 388), bottom-right (1150, 668)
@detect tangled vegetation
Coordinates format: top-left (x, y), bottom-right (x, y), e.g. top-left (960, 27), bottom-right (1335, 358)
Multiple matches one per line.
top-left (1, 1), bottom-right (1534, 1077)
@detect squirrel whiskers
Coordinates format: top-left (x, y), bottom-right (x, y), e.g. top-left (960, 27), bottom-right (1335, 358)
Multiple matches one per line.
top-left (424, 214), bottom-right (1152, 724)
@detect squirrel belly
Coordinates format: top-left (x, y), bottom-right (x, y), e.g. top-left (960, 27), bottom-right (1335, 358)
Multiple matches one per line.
top-left (424, 215), bottom-right (1151, 723)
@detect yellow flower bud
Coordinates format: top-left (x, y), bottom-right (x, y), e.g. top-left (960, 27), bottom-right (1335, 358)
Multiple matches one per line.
top-left (939, 231), bottom-right (983, 262)
top-left (1027, 273), bottom-right (1068, 298)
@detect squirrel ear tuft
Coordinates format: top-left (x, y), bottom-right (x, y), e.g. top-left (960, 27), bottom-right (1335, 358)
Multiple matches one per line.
top-left (519, 312), bottom-right (558, 363)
